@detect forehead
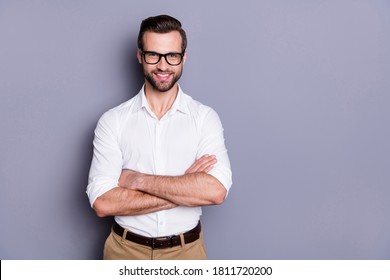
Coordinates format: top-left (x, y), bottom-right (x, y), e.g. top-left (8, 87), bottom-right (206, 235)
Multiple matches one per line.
top-left (142, 31), bottom-right (182, 53)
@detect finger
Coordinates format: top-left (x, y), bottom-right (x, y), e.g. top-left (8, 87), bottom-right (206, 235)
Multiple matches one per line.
top-left (185, 154), bottom-right (209, 173)
top-left (186, 155), bottom-right (217, 174)
top-left (202, 164), bottom-right (215, 173)
top-left (196, 156), bottom-right (217, 173)
top-left (185, 155), bottom-right (209, 174)
top-left (190, 155), bottom-right (212, 171)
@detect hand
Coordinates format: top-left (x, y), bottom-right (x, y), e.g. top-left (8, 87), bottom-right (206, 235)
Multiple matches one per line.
top-left (185, 154), bottom-right (217, 174)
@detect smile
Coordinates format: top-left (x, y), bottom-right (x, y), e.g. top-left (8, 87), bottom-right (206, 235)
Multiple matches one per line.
top-left (154, 72), bottom-right (172, 81)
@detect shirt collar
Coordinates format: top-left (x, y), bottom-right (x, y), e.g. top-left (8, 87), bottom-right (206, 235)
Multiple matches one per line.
top-left (133, 84), bottom-right (190, 115)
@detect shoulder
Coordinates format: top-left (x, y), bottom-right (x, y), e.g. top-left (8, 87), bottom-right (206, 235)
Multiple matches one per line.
top-left (98, 94), bottom-right (140, 124)
top-left (182, 92), bottom-right (219, 121)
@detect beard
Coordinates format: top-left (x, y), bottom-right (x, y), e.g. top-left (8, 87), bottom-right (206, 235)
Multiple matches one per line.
top-left (144, 67), bottom-right (183, 92)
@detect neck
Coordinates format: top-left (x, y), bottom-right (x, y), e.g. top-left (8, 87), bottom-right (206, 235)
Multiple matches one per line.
top-left (144, 82), bottom-right (179, 120)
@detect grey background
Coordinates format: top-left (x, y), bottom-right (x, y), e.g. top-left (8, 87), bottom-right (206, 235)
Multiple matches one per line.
top-left (1, 0), bottom-right (389, 259)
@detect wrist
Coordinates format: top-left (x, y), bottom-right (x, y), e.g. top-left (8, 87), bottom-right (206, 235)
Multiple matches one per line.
top-left (118, 169), bottom-right (146, 190)
top-left (134, 173), bottom-right (146, 191)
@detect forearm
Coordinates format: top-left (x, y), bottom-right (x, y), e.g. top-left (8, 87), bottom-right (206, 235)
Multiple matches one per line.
top-left (93, 186), bottom-right (177, 217)
top-left (132, 172), bottom-right (227, 207)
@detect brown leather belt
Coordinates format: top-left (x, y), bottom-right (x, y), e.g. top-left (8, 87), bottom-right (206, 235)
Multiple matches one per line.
top-left (112, 221), bottom-right (201, 250)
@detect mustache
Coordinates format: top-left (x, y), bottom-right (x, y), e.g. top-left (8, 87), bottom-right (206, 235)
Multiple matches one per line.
top-left (152, 70), bottom-right (173, 74)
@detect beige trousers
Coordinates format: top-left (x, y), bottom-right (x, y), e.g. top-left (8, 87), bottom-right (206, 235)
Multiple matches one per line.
top-left (103, 229), bottom-right (207, 260)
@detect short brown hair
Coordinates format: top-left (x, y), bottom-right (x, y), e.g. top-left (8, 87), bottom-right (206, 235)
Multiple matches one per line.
top-left (137, 15), bottom-right (187, 52)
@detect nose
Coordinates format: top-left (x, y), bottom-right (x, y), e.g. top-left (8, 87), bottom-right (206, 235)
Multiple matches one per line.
top-left (156, 56), bottom-right (170, 70)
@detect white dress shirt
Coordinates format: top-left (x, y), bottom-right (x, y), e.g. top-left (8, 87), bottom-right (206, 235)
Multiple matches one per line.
top-left (87, 85), bottom-right (232, 237)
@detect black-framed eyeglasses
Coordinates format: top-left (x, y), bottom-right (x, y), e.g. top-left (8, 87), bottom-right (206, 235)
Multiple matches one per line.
top-left (141, 50), bottom-right (185, 66)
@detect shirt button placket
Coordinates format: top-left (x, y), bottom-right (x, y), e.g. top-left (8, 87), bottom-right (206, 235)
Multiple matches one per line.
top-left (155, 121), bottom-right (166, 236)
top-left (155, 121), bottom-right (163, 174)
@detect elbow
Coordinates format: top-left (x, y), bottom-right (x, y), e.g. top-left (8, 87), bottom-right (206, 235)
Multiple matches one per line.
top-left (93, 197), bottom-right (111, 218)
top-left (211, 185), bottom-right (227, 205)
top-left (205, 175), bottom-right (227, 205)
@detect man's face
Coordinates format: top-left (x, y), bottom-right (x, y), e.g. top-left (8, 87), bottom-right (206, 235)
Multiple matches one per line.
top-left (137, 31), bottom-right (186, 93)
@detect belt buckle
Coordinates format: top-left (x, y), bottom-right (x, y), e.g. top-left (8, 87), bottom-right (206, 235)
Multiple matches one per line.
top-left (152, 235), bottom-right (174, 250)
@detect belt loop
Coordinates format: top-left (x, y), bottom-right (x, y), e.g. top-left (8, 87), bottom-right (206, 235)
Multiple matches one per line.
top-left (121, 228), bottom-right (128, 242)
top-left (179, 233), bottom-right (185, 248)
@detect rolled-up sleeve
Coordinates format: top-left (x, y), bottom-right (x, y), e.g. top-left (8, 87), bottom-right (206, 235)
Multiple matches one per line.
top-left (86, 111), bottom-right (123, 207)
top-left (198, 108), bottom-right (232, 195)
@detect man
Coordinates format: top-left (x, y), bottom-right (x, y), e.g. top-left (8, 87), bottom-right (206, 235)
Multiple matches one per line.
top-left (86, 15), bottom-right (232, 260)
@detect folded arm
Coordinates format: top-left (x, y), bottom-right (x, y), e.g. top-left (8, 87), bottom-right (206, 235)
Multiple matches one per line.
top-left (93, 187), bottom-right (176, 217)
top-left (119, 155), bottom-right (226, 207)
top-left (93, 154), bottom-right (221, 217)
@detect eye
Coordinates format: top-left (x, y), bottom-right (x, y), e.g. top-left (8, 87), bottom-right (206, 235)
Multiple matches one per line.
top-left (169, 53), bottom-right (179, 58)
top-left (147, 52), bottom-right (158, 58)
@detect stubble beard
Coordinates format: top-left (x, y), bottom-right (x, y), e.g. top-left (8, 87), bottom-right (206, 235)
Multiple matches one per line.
top-left (144, 67), bottom-right (183, 93)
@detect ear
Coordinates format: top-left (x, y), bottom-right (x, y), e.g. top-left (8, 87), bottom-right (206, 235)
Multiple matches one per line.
top-left (137, 49), bottom-right (142, 64)
top-left (182, 51), bottom-right (187, 65)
